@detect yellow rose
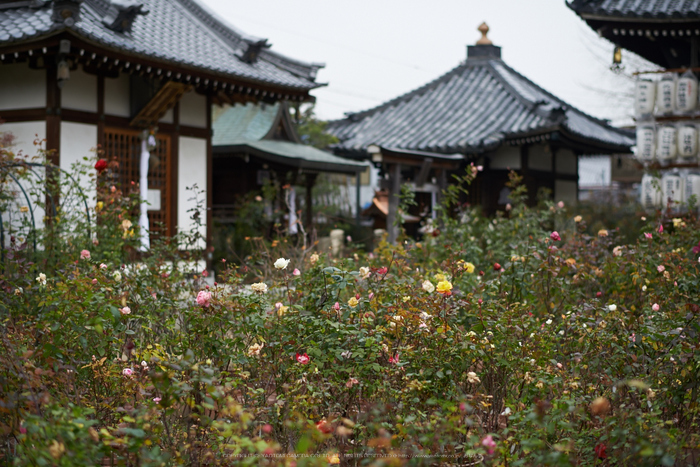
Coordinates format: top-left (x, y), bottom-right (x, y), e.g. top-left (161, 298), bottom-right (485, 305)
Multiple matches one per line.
top-left (434, 273), bottom-right (446, 282)
top-left (464, 262), bottom-right (475, 273)
top-left (574, 215), bottom-right (582, 223)
top-left (597, 229), bottom-right (608, 237)
top-left (347, 297), bottom-right (358, 308)
top-left (436, 280), bottom-right (453, 295)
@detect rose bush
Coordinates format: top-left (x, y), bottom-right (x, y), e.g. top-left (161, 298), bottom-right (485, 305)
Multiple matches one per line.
top-left (0, 163), bottom-right (698, 466)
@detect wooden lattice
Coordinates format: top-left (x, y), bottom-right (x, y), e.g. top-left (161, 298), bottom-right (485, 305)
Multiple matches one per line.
top-left (103, 128), bottom-right (171, 237)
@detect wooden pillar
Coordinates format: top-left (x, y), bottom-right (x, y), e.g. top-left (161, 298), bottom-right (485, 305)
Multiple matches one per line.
top-left (97, 75), bottom-right (105, 149)
top-left (46, 65), bottom-right (61, 167)
top-left (206, 95), bottom-right (213, 266)
top-left (387, 163), bottom-right (401, 244)
top-left (305, 173), bottom-right (317, 231)
top-left (355, 170), bottom-right (361, 226)
top-left (170, 102), bottom-right (180, 237)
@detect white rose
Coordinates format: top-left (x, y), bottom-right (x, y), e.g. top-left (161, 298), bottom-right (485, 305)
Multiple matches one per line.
top-left (251, 282), bottom-right (268, 294)
top-left (422, 280), bottom-right (435, 293)
top-left (608, 304), bottom-right (617, 312)
top-left (274, 258), bottom-right (290, 270)
top-left (113, 271), bottom-right (122, 282)
top-left (359, 266), bottom-right (371, 279)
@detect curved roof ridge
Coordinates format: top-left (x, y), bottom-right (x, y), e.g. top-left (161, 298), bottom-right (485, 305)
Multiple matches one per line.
top-left (488, 59), bottom-right (632, 138)
top-left (176, 0), bottom-right (323, 80)
top-left (330, 61), bottom-right (471, 125)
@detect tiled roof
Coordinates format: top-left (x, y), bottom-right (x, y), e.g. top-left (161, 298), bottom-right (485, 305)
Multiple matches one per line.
top-left (0, 0), bottom-right (322, 90)
top-left (213, 103), bottom-right (367, 175)
top-left (568, 0), bottom-right (700, 20)
top-left (327, 50), bottom-right (634, 156)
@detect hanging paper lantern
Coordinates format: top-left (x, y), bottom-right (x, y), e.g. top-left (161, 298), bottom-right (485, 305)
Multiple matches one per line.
top-left (676, 71), bottom-right (698, 112)
top-left (685, 173), bottom-right (700, 205)
top-left (656, 75), bottom-right (676, 114)
top-left (678, 125), bottom-right (698, 159)
top-left (662, 171), bottom-right (684, 207)
top-left (634, 79), bottom-right (656, 116)
top-left (640, 173), bottom-right (662, 207)
top-left (636, 125), bottom-right (655, 162)
top-left (656, 126), bottom-right (677, 163)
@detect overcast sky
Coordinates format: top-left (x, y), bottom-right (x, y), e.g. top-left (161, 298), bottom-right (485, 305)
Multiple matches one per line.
top-left (199, 0), bottom-right (652, 125)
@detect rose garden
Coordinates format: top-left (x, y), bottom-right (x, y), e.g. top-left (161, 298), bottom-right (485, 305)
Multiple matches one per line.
top-left (1, 159), bottom-right (699, 466)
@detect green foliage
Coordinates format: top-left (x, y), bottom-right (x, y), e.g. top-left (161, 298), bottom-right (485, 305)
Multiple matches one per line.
top-left (2, 163), bottom-right (700, 465)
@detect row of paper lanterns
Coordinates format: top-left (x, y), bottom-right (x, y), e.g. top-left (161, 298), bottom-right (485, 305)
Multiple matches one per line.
top-left (635, 72), bottom-right (698, 116)
top-left (636, 124), bottom-right (700, 162)
top-left (640, 171), bottom-right (700, 208)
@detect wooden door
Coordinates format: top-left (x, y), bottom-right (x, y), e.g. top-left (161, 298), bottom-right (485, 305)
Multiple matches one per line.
top-left (103, 128), bottom-right (172, 237)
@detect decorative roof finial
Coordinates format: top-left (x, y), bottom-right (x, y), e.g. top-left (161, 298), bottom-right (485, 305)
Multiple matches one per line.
top-left (476, 22), bottom-right (492, 45)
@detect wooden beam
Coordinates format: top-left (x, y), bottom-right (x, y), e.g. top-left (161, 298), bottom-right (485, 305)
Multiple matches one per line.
top-left (0, 108), bottom-right (45, 122)
top-left (130, 81), bottom-right (192, 128)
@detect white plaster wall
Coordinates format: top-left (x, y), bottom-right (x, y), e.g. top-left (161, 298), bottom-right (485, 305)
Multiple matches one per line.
top-left (104, 72), bottom-right (130, 117)
top-left (159, 107), bottom-right (174, 124)
top-left (178, 136), bottom-right (207, 248)
top-left (60, 122), bottom-right (98, 210)
top-left (0, 63), bottom-right (45, 110)
top-left (489, 146), bottom-right (521, 170)
top-left (555, 180), bottom-right (578, 204)
top-left (557, 149), bottom-right (578, 175)
top-left (61, 66), bottom-right (97, 113)
top-left (179, 91), bottom-right (207, 128)
top-left (1, 121), bottom-right (45, 159)
top-left (528, 145), bottom-right (553, 172)
top-left (0, 121), bottom-right (47, 247)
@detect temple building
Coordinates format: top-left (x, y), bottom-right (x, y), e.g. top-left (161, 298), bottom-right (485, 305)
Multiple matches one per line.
top-left (328, 23), bottom-right (634, 241)
top-left (569, 0), bottom-right (700, 68)
top-left (0, 0), bottom-right (322, 251)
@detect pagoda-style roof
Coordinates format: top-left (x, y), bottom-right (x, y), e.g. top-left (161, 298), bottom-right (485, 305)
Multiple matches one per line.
top-left (328, 33), bottom-right (634, 158)
top-left (0, 0), bottom-right (322, 94)
top-left (213, 102), bottom-right (367, 175)
top-left (568, 0), bottom-right (700, 20)
top-left (568, 0), bottom-right (700, 68)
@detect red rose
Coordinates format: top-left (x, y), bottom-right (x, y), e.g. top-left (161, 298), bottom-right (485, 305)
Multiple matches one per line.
top-left (594, 443), bottom-right (607, 459)
top-left (94, 159), bottom-right (108, 173)
top-left (493, 263), bottom-right (502, 271)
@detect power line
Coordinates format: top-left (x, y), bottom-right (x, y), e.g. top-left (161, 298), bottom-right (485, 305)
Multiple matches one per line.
top-left (224, 12), bottom-right (436, 75)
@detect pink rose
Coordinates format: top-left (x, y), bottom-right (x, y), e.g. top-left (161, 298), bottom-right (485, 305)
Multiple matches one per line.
top-left (333, 302), bottom-right (340, 311)
top-left (388, 353), bottom-right (400, 364)
top-left (644, 233), bottom-right (653, 239)
top-left (481, 434), bottom-right (496, 454)
top-left (657, 265), bottom-right (665, 273)
top-left (368, 292), bottom-right (374, 301)
top-left (153, 397), bottom-right (161, 403)
top-left (658, 224), bottom-right (664, 233)
top-left (92, 279), bottom-right (98, 285)
top-left (122, 368), bottom-right (133, 377)
top-left (550, 231), bottom-right (561, 241)
top-left (557, 201), bottom-right (565, 209)
top-left (100, 263), bottom-right (107, 269)
top-left (196, 290), bottom-right (211, 307)
top-left (293, 268), bottom-right (300, 276)
top-left (120, 306), bottom-right (131, 315)
top-left (652, 303), bottom-right (660, 312)
top-left (296, 353), bottom-right (310, 364)
top-left (80, 249), bottom-right (91, 260)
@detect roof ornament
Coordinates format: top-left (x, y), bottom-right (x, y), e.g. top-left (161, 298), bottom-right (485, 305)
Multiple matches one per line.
top-left (51, 0), bottom-right (83, 27)
top-left (476, 22), bottom-right (492, 45)
top-left (102, 0), bottom-right (149, 34)
top-left (240, 39), bottom-right (270, 64)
